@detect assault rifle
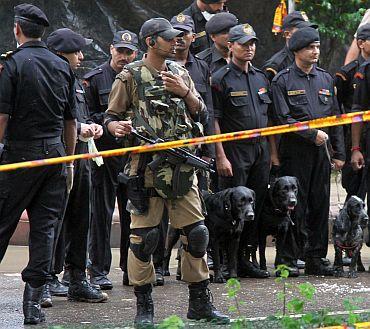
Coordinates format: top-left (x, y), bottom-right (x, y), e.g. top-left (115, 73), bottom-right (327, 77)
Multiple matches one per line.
top-left (131, 129), bottom-right (214, 173)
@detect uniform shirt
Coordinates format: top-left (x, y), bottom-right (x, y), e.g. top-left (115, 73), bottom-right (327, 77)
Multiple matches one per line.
top-left (352, 61), bottom-right (370, 111)
top-left (182, 1), bottom-right (211, 54)
top-left (335, 56), bottom-right (365, 113)
top-left (271, 62), bottom-right (345, 160)
top-left (106, 58), bottom-right (206, 174)
top-left (74, 78), bottom-right (93, 135)
top-left (212, 61), bottom-right (272, 134)
top-left (262, 44), bottom-right (294, 82)
top-left (185, 52), bottom-right (215, 158)
top-left (0, 41), bottom-right (76, 140)
top-left (196, 44), bottom-right (228, 75)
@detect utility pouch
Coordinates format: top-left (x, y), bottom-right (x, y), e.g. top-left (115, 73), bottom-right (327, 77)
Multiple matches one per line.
top-left (118, 173), bottom-right (149, 215)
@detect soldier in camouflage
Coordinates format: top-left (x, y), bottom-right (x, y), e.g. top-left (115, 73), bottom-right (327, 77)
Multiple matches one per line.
top-left (104, 18), bottom-right (229, 327)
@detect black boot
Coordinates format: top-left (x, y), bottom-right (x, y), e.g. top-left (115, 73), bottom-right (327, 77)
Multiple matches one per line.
top-left (61, 268), bottom-right (70, 286)
top-left (187, 280), bottom-right (230, 324)
top-left (68, 269), bottom-right (108, 303)
top-left (238, 258), bottom-right (270, 278)
top-left (154, 266), bottom-right (164, 287)
top-left (134, 284), bottom-right (154, 328)
top-left (305, 257), bottom-right (333, 276)
top-left (49, 274), bottom-right (68, 297)
top-left (40, 284), bottom-right (52, 308)
top-left (23, 283), bottom-right (46, 325)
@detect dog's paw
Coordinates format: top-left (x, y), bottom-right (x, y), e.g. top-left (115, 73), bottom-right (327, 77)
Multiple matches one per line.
top-left (214, 272), bottom-right (226, 283)
top-left (333, 269), bottom-right (345, 277)
top-left (348, 270), bottom-right (358, 278)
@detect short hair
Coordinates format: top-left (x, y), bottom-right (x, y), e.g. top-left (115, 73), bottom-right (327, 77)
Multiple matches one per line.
top-left (15, 18), bottom-right (45, 38)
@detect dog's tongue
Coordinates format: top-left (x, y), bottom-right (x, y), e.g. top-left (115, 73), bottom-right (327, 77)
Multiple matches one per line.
top-left (288, 205), bottom-right (295, 210)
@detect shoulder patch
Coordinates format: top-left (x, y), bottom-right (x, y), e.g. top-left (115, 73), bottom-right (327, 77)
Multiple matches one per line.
top-left (195, 31), bottom-right (206, 39)
top-left (1, 50), bottom-right (16, 60)
top-left (335, 72), bottom-right (347, 81)
top-left (354, 72), bottom-right (364, 80)
top-left (266, 67), bottom-right (278, 76)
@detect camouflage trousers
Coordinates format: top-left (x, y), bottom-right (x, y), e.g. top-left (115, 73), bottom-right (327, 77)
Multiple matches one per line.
top-left (127, 176), bottom-right (209, 286)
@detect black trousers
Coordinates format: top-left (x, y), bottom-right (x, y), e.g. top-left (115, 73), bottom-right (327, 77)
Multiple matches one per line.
top-left (88, 155), bottom-right (130, 278)
top-left (0, 142), bottom-right (67, 286)
top-left (219, 140), bottom-right (270, 249)
top-left (53, 141), bottom-right (91, 274)
top-left (279, 135), bottom-right (331, 259)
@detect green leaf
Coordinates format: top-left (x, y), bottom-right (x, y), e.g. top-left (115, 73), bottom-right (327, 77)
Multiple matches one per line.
top-left (287, 298), bottom-right (304, 313)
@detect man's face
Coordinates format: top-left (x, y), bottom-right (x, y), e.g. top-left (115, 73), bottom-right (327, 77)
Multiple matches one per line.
top-left (358, 39), bottom-right (370, 59)
top-left (211, 31), bottom-right (229, 50)
top-left (229, 40), bottom-right (256, 62)
top-left (150, 35), bottom-right (177, 58)
top-left (203, 1), bottom-right (226, 13)
top-left (175, 31), bottom-right (194, 52)
top-left (61, 50), bottom-right (84, 70)
top-left (295, 42), bottom-right (320, 64)
top-left (110, 46), bottom-right (137, 70)
top-left (284, 27), bottom-right (298, 42)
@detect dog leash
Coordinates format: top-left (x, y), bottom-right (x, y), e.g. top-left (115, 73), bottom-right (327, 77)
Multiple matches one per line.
top-left (323, 139), bottom-right (335, 170)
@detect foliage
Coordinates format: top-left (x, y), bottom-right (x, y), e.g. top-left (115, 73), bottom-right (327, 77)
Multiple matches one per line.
top-left (296, 0), bottom-right (366, 45)
top-left (226, 278), bottom-right (250, 328)
top-left (157, 315), bottom-right (185, 329)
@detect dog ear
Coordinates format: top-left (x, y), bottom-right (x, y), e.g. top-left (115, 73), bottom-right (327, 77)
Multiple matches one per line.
top-left (293, 177), bottom-right (299, 192)
top-left (251, 189), bottom-right (256, 209)
top-left (223, 190), bottom-right (232, 213)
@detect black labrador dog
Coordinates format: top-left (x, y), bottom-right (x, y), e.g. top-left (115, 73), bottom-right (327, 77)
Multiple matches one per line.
top-left (259, 176), bottom-right (299, 275)
top-left (333, 195), bottom-right (369, 278)
top-left (204, 186), bottom-right (255, 283)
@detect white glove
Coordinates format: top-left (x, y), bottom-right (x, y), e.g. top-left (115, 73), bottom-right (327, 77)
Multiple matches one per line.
top-left (66, 165), bottom-right (74, 194)
top-left (78, 136), bottom-right (104, 167)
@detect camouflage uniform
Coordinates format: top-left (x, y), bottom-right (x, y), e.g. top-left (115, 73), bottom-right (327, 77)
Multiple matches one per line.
top-left (106, 58), bottom-right (209, 286)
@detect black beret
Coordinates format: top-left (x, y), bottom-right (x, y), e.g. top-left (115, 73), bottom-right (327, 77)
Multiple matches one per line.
top-left (201, 0), bottom-right (225, 3)
top-left (229, 23), bottom-right (258, 44)
top-left (14, 3), bottom-right (49, 27)
top-left (170, 14), bottom-right (195, 32)
top-left (140, 18), bottom-right (182, 40)
top-left (112, 30), bottom-right (139, 50)
top-left (282, 11), bottom-right (317, 29)
top-left (205, 12), bottom-right (238, 34)
top-left (289, 27), bottom-right (320, 52)
top-left (47, 28), bottom-right (92, 53)
top-left (357, 23), bottom-right (370, 40)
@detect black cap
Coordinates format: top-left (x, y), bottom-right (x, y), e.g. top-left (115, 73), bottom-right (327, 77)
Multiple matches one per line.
top-left (170, 14), bottom-right (195, 32)
top-left (14, 3), bottom-right (49, 27)
top-left (201, 0), bottom-right (225, 3)
top-left (140, 18), bottom-right (182, 40)
top-left (205, 12), bottom-right (238, 35)
top-left (112, 30), bottom-right (139, 50)
top-left (228, 23), bottom-right (258, 44)
top-left (47, 28), bottom-right (92, 53)
top-left (289, 27), bottom-right (320, 52)
top-left (282, 11), bottom-right (317, 29)
top-left (357, 23), bottom-right (370, 40)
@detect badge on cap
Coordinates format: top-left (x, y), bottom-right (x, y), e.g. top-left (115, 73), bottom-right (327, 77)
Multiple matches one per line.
top-left (176, 13), bottom-right (186, 23)
top-left (301, 11), bottom-right (309, 22)
top-left (122, 33), bottom-right (132, 42)
top-left (243, 24), bottom-right (253, 35)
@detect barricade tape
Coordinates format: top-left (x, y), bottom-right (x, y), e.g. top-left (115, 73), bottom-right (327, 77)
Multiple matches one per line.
top-left (0, 110), bottom-right (369, 172)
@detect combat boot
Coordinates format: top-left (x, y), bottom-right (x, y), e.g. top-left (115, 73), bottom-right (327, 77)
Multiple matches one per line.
top-left (23, 283), bottom-right (46, 325)
top-left (40, 284), bottom-right (52, 308)
top-left (153, 266), bottom-right (164, 286)
top-left (187, 279), bottom-right (230, 324)
top-left (68, 269), bottom-right (108, 303)
top-left (305, 257), bottom-right (333, 276)
top-left (134, 284), bottom-right (154, 328)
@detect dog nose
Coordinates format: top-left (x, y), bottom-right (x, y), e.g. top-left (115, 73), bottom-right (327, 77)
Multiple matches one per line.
top-left (288, 199), bottom-right (297, 207)
top-left (245, 212), bottom-right (254, 221)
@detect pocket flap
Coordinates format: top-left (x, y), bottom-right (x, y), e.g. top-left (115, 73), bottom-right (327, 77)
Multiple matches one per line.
top-left (288, 94), bottom-right (308, 106)
top-left (258, 93), bottom-right (272, 104)
top-left (230, 96), bottom-right (248, 107)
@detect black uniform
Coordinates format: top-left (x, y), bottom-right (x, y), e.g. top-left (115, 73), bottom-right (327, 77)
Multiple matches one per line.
top-left (182, 2), bottom-right (211, 55)
top-left (212, 62), bottom-right (271, 256)
top-left (262, 44), bottom-right (294, 82)
top-left (335, 57), bottom-right (367, 200)
top-left (53, 79), bottom-right (93, 275)
top-left (0, 41), bottom-right (76, 286)
top-left (83, 60), bottom-right (130, 282)
top-left (196, 44), bottom-right (227, 75)
top-left (271, 63), bottom-right (345, 259)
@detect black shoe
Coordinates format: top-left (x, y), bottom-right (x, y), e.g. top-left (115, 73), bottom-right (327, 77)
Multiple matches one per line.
top-left (134, 284), bottom-right (154, 328)
top-left (23, 283), bottom-right (46, 325)
top-left (61, 268), bottom-right (70, 286)
top-left (187, 280), bottom-right (229, 324)
top-left (68, 280), bottom-right (108, 303)
top-left (297, 259), bottom-right (305, 269)
top-left (90, 276), bottom-right (113, 290)
top-left (275, 266), bottom-right (300, 278)
top-left (40, 284), bottom-right (52, 308)
top-left (49, 276), bottom-right (68, 297)
top-left (207, 252), bottom-right (214, 270)
top-left (305, 258), bottom-right (333, 276)
top-left (122, 271), bottom-right (130, 286)
top-left (238, 259), bottom-right (270, 278)
top-left (153, 267), bottom-right (164, 287)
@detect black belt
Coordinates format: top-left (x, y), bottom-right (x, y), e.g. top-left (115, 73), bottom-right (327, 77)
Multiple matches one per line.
top-left (4, 136), bottom-right (62, 148)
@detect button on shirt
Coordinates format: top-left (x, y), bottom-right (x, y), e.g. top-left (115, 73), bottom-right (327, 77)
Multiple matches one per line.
top-left (212, 61), bottom-right (272, 135)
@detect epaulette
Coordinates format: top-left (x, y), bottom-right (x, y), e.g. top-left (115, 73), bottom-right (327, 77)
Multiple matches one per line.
top-left (1, 50), bottom-right (18, 60)
top-left (272, 68), bottom-right (290, 82)
top-left (211, 64), bottom-right (231, 82)
top-left (83, 67), bottom-right (103, 80)
top-left (195, 48), bottom-right (211, 60)
top-left (340, 60), bottom-right (359, 77)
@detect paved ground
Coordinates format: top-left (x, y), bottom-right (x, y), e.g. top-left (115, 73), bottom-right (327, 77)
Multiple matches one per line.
top-left (2, 246), bottom-right (370, 328)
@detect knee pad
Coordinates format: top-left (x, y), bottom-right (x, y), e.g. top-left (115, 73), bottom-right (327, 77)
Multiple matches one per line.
top-left (130, 227), bottom-right (159, 262)
top-left (182, 221), bottom-right (209, 258)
